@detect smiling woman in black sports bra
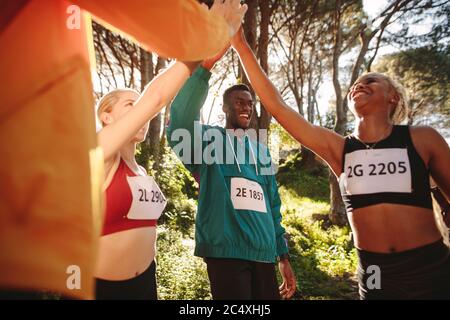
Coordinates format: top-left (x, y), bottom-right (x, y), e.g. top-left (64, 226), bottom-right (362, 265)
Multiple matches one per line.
top-left (231, 28), bottom-right (450, 299)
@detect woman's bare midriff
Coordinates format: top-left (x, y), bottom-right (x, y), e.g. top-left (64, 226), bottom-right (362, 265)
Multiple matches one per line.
top-left (348, 203), bottom-right (442, 253)
top-left (95, 226), bottom-right (156, 281)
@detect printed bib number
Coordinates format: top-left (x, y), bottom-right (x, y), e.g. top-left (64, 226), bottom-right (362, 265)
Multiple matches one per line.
top-left (340, 148), bottom-right (412, 195)
top-left (230, 177), bottom-right (267, 213)
top-left (126, 175), bottom-right (167, 220)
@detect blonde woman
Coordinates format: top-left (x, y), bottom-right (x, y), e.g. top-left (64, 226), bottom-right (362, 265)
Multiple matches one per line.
top-left (93, 1), bottom-right (248, 300)
top-left (95, 65), bottom-right (201, 299)
top-left (231, 28), bottom-right (450, 299)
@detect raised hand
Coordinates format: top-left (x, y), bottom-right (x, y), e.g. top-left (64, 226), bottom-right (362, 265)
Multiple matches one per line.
top-left (210, 0), bottom-right (248, 37)
top-left (230, 26), bottom-right (247, 50)
top-left (201, 43), bottom-right (230, 71)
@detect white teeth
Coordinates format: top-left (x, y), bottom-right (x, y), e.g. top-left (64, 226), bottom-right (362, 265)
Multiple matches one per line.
top-left (239, 114), bottom-right (249, 119)
top-left (353, 91), bottom-right (368, 99)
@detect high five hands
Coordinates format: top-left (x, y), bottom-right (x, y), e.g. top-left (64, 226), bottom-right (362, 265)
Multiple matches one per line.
top-left (202, 0), bottom-right (248, 38)
top-left (202, 44), bottom-right (231, 71)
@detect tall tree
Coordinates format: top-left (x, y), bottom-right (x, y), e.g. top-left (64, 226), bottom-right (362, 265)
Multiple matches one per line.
top-left (375, 46), bottom-right (450, 126)
top-left (93, 20), bottom-right (167, 170)
top-left (137, 54), bottom-right (168, 170)
top-left (238, 0), bottom-right (278, 141)
top-left (92, 20), bottom-right (140, 95)
top-left (269, 0), bottom-right (332, 170)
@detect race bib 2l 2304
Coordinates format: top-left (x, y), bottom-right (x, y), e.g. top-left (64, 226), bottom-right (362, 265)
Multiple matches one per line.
top-left (126, 175), bottom-right (167, 220)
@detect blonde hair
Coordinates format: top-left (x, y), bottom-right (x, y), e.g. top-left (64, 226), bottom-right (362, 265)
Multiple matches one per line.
top-left (96, 88), bottom-right (139, 127)
top-left (431, 180), bottom-right (450, 247)
top-left (355, 72), bottom-right (410, 124)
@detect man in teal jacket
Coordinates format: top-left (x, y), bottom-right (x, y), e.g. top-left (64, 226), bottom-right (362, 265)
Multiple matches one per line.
top-left (166, 50), bottom-right (296, 300)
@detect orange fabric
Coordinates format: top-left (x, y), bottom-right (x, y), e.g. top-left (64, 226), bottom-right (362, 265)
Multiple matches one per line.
top-left (0, 0), bottom-right (100, 299)
top-left (72, 0), bottom-right (230, 61)
top-left (0, 0), bottom-right (230, 300)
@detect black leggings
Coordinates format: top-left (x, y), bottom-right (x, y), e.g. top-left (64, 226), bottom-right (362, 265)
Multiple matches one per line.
top-left (205, 257), bottom-right (280, 300)
top-left (95, 261), bottom-right (157, 300)
top-left (358, 239), bottom-right (450, 300)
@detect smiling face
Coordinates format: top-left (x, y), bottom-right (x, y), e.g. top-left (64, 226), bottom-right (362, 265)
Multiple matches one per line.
top-left (99, 89), bottom-right (149, 143)
top-left (347, 73), bottom-right (399, 120)
top-left (223, 86), bottom-right (254, 129)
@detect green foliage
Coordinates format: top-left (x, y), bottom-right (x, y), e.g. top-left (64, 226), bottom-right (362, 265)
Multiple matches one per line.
top-left (426, 3), bottom-right (450, 48)
top-left (145, 145), bottom-right (199, 236)
top-left (278, 176), bottom-right (358, 299)
top-left (277, 152), bottom-right (329, 196)
top-left (375, 46), bottom-right (450, 122)
top-left (276, 152), bottom-right (358, 299)
top-left (281, 210), bottom-right (358, 299)
top-left (269, 123), bottom-right (300, 151)
top-left (156, 227), bottom-right (211, 300)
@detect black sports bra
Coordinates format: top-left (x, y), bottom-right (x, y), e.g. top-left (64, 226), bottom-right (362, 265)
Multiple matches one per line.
top-left (339, 125), bottom-right (432, 212)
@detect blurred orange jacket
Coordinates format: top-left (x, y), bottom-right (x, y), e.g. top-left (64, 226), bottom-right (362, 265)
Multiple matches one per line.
top-left (0, 0), bottom-right (229, 299)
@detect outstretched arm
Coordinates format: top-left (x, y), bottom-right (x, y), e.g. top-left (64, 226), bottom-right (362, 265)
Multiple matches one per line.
top-left (73, 0), bottom-right (247, 61)
top-left (166, 45), bottom-right (230, 173)
top-left (98, 61), bottom-right (199, 163)
top-left (231, 28), bottom-right (345, 175)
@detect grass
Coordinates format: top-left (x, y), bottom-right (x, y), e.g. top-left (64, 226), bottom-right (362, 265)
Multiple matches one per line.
top-left (276, 160), bottom-right (359, 300)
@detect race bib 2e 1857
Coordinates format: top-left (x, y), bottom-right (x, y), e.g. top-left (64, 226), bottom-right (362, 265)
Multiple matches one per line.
top-left (230, 177), bottom-right (267, 213)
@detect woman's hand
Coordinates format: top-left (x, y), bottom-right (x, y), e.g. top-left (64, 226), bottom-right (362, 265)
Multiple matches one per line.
top-left (209, 0), bottom-right (248, 37)
top-left (229, 24), bottom-right (345, 175)
top-left (230, 26), bottom-right (247, 51)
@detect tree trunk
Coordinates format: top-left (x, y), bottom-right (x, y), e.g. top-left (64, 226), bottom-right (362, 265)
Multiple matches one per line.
top-left (300, 146), bottom-right (318, 171)
top-left (300, 44), bottom-right (320, 172)
top-left (238, 0), bottom-right (260, 134)
top-left (239, 0), bottom-right (257, 86)
top-left (148, 112), bottom-right (162, 165)
top-left (257, 0), bottom-right (272, 139)
top-left (239, 0), bottom-right (272, 142)
top-left (137, 51), bottom-right (166, 170)
top-left (329, 172), bottom-right (347, 226)
top-left (328, 3), bottom-right (389, 225)
top-left (147, 57), bottom-right (167, 169)
top-left (137, 48), bottom-right (154, 170)
top-left (329, 0), bottom-right (347, 225)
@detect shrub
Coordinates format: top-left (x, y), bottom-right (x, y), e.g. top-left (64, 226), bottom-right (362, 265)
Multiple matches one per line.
top-left (156, 227), bottom-right (211, 300)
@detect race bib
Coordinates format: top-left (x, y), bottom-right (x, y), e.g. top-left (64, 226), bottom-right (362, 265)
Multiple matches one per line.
top-left (126, 175), bottom-right (167, 220)
top-left (230, 177), bottom-right (267, 213)
top-left (340, 148), bottom-right (412, 195)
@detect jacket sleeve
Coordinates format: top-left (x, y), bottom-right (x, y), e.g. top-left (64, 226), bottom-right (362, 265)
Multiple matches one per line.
top-left (72, 0), bottom-right (230, 61)
top-left (268, 172), bottom-right (289, 257)
top-left (166, 66), bottom-right (211, 173)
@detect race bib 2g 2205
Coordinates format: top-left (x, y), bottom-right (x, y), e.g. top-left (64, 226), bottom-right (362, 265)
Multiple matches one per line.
top-left (340, 148), bottom-right (412, 195)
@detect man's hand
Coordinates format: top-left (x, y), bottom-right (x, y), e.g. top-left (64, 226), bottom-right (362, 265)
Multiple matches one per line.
top-left (209, 0), bottom-right (248, 37)
top-left (201, 44), bottom-right (230, 71)
top-left (278, 259), bottom-right (297, 299)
